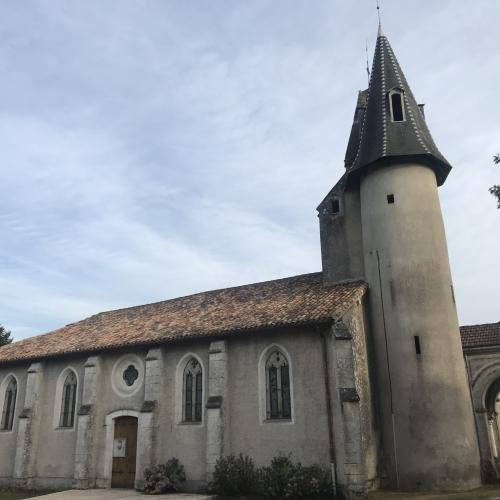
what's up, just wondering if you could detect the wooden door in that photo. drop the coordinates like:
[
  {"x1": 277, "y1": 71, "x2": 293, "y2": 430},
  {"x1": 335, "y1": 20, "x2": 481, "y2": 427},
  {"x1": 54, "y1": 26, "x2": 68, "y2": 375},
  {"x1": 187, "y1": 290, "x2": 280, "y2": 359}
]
[{"x1": 111, "y1": 416, "x2": 138, "y2": 488}]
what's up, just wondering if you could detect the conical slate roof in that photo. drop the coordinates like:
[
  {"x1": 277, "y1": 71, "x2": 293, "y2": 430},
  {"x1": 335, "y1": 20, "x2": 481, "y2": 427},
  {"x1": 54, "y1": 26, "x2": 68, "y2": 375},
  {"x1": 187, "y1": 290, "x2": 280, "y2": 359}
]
[
  {"x1": 348, "y1": 26, "x2": 451, "y2": 185},
  {"x1": 344, "y1": 90, "x2": 368, "y2": 170}
]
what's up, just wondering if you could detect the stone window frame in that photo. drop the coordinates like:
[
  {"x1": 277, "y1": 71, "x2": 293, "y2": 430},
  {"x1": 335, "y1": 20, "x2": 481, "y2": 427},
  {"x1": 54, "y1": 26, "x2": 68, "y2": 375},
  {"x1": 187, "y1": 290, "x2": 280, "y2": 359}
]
[
  {"x1": 468, "y1": 359, "x2": 500, "y2": 463},
  {"x1": 258, "y1": 344, "x2": 295, "y2": 425},
  {"x1": 60, "y1": 371, "x2": 78, "y2": 428},
  {"x1": 110, "y1": 354, "x2": 145, "y2": 399},
  {"x1": 0, "y1": 373, "x2": 19, "y2": 433},
  {"x1": 175, "y1": 352, "x2": 205, "y2": 426},
  {"x1": 330, "y1": 196, "x2": 342, "y2": 216},
  {"x1": 53, "y1": 366, "x2": 80, "y2": 431},
  {"x1": 183, "y1": 357, "x2": 203, "y2": 423},
  {"x1": 388, "y1": 87, "x2": 406, "y2": 123}
]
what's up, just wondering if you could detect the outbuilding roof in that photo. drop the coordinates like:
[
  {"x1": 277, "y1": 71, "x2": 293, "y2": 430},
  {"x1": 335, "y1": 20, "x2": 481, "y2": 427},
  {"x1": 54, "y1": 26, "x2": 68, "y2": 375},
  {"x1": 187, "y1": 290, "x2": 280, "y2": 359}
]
[
  {"x1": 460, "y1": 322, "x2": 500, "y2": 349},
  {"x1": 0, "y1": 273, "x2": 367, "y2": 365}
]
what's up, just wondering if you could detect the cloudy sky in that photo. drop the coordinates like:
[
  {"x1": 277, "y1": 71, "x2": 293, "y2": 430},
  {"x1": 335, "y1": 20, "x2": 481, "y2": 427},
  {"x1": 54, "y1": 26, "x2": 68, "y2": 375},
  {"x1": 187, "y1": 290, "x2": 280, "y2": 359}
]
[{"x1": 0, "y1": 1, "x2": 499, "y2": 341}]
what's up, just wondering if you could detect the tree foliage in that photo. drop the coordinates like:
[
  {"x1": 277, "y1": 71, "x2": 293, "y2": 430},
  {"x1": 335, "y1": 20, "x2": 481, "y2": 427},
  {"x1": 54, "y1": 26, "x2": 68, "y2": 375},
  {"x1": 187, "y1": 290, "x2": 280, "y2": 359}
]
[
  {"x1": 0, "y1": 325, "x2": 13, "y2": 347},
  {"x1": 490, "y1": 154, "x2": 500, "y2": 209}
]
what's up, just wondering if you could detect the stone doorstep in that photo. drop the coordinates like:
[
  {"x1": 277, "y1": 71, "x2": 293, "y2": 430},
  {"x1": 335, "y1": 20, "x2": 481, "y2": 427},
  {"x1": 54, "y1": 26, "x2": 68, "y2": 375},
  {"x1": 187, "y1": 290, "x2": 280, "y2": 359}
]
[{"x1": 27, "y1": 490, "x2": 217, "y2": 500}]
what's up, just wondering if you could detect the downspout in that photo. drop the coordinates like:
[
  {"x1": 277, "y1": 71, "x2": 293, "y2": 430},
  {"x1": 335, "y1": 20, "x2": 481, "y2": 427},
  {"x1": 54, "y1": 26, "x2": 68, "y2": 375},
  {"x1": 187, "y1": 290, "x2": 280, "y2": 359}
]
[
  {"x1": 375, "y1": 250, "x2": 399, "y2": 489},
  {"x1": 320, "y1": 323, "x2": 338, "y2": 497}
]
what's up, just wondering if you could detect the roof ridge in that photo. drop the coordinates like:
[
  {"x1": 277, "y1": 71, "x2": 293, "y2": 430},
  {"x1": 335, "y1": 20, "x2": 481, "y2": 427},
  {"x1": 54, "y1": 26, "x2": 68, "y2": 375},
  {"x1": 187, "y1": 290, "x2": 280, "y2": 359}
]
[
  {"x1": 460, "y1": 321, "x2": 500, "y2": 329},
  {"x1": 90, "y1": 271, "x2": 324, "y2": 318},
  {"x1": 6, "y1": 272, "x2": 325, "y2": 343}
]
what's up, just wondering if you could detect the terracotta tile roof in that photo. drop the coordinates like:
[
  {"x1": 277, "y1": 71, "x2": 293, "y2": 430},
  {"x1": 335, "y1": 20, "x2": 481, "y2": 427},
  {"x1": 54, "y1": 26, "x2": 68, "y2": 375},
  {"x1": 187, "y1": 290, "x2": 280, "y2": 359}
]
[
  {"x1": 460, "y1": 322, "x2": 500, "y2": 349},
  {"x1": 0, "y1": 273, "x2": 367, "y2": 365}
]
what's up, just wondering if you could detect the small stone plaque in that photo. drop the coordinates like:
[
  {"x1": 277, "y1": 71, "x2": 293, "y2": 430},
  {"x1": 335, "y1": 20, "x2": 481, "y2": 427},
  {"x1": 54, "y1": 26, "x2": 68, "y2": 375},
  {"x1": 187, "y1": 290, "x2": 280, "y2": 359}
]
[
  {"x1": 113, "y1": 438, "x2": 127, "y2": 458},
  {"x1": 206, "y1": 395, "x2": 223, "y2": 409},
  {"x1": 339, "y1": 387, "x2": 360, "y2": 403}
]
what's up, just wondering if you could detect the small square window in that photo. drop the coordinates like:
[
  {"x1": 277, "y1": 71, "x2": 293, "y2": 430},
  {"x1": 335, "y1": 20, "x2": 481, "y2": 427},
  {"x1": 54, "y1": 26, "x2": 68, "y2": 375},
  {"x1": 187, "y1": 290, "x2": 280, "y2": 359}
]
[
  {"x1": 331, "y1": 199, "x2": 340, "y2": 214},
  {"x1": 387, "y1": 194, "x2": 395, "y2": 204},
  {"x1": 414, "y1": 336, "x2": 421, "y2": 355}
]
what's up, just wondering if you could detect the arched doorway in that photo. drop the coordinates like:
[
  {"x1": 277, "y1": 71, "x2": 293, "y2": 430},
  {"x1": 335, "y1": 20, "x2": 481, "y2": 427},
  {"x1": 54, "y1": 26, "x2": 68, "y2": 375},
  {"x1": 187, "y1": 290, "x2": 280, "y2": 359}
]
[
  {"x1": 111, "y1": 416, "x2": 138, "y2": 488},
  {"x1": 485, "y1": 380, "x2": 500, "y2": 465},
  {"x1": 470, "y1": 362, "x2": 500, "y2": 482}
]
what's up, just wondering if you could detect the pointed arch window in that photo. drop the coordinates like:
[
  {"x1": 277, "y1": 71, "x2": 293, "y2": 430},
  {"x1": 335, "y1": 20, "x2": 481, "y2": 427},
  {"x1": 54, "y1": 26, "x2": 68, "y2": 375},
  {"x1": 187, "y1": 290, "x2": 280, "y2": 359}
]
[
  {"x1": 1, "y1": 377, "x2": 17, "y2": 431},
  {"x1": 60, "y1": 371, "x2": 77, "y2": 428},
  {"x1": 388, "y1": 88, "x2": 406, "y2": 122},
  {"x1": 183, "y1": 357, "x2": 203, "y2": 423},
  {"x1": 266, "y1": 350, "x2": 291, "y2": 420}
]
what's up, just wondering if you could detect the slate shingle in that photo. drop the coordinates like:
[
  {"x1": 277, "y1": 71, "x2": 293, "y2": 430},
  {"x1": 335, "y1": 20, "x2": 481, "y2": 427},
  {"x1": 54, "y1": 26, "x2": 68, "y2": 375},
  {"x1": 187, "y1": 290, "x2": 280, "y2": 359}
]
[{"x1": 348, "y1": 27, "x2": 451, "y2": 185}]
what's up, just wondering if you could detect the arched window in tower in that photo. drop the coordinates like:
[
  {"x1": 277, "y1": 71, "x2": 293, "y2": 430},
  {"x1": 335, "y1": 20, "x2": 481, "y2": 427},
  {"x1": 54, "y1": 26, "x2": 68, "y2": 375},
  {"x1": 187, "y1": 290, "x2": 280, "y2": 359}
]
[
  {"x1": 388, "y1": 88, "x2": 405, "y2": 122},
  {"x1": 60, "y1": 371, "x2": 77, "y2": 428},
  {"x1": 1, "y1": 377, "x2": 17, "y2": 431},
  {"x1": 266, "y1": 350, "x2": 291, "y2": 420},
  {"x1": 183, "y1": 357, "x2": 203, "y2": 422}
]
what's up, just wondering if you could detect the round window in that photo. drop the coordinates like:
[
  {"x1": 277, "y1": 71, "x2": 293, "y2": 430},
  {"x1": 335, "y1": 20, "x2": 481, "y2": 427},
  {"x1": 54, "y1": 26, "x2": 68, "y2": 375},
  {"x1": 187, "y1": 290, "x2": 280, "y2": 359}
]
[
  {"x1": 123, "y1": 365, "x2": 139, "y2": 387},
  {"x1": 111, "y1": 355, "x2": 144, "y2": 398}
]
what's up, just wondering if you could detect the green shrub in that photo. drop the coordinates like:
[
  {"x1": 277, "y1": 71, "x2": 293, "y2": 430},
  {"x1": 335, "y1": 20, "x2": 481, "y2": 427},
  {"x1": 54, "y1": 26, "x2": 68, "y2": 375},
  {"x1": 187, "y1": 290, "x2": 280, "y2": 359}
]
[
  {"x1": 259, "y1": 455, "x2": 294, "y2": 498},
  {"x1": 209, "y1": 454, "x2": 259, "y2": 495},
  {"x1": 142, "y1": 458, "x2": 186, "y2": 495},
  {"x1": 259, "y1": 455, "x2": 333, "y2": 499}
]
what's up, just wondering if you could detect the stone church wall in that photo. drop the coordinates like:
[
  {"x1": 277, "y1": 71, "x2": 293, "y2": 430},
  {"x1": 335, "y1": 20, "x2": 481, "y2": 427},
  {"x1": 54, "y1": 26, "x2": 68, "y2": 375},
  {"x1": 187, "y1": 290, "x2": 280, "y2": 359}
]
[
  {"x1": 153, "y1": 342, "x2": 210, "y2": 489},
  {"x1": 226, "y1": 327, "x2": 331, "y2": 467},
  {"x1": 91, "y1": 349, "x2": 148, "y2": 488},
  {"x1": 32, "y1": 358, "x2": 85, "y2": 489},
  {"x1": 0, "y1": 364, "x2": 28, "y2": 483},
  {"x1": 328, "y1": 297, "x2": 379, "y2": 498},
  {"x1": 0, "y1": 311, "x2": 378, "y2": 495}
]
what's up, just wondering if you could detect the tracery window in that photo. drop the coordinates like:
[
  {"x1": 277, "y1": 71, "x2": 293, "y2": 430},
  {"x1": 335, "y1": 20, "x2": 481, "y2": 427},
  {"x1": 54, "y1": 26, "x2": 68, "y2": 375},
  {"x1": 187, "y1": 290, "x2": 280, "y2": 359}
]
[
  {"x1": 1, "y1": 377, "x2": 17, "y2": 431},
  {"x1": 123, "y1": 365, "x2": 139, "y2": 387},
  {"x1": 266, "y1": 350, "x2": 291, "y2": 420},
  {"x1": 60, "y1": 371, "x2": 77, "y2": 428},
  {"x1": 183, "y1": 357, "x2": 203, "y2": 423}
]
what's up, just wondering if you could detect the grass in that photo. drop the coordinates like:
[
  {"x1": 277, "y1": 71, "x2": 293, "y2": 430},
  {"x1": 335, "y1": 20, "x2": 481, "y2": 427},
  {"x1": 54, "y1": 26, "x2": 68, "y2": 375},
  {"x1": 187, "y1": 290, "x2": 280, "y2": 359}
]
[
  {"x1": 368, "y1": 484, "x2": 500, "y2": 499},
  {"x1": 2, "y1": 487, "x2": 500, "y2": 500},
  {"x1": 0, "y1": 490, "x2": 62, "y2": 500}
]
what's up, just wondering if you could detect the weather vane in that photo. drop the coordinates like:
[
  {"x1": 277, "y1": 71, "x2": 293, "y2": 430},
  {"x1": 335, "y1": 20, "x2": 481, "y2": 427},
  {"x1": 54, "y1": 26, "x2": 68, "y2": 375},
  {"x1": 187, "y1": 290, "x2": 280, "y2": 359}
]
[{"x1": 365, "y1": 40, "x2": 370, "y2": 85}]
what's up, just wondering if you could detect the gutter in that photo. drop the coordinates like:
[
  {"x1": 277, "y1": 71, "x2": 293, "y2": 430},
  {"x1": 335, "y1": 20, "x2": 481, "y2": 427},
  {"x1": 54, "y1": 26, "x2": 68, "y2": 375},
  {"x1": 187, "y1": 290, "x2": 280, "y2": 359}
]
[
  {"x1": 0, "y1": 318, "x2": 335, "y2": 367},
  {"x1": 319, "y1": 323, "x2": 338, "y2": 497}
]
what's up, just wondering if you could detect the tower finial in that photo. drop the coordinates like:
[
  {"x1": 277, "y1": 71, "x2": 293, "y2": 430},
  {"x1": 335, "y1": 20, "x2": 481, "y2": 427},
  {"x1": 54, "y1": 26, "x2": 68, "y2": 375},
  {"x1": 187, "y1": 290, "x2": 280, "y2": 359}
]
[
  {"x1": 376, "y1": 0, "x2": 384, "y2": 39},
  {"x1": 377, "y1": 22, "x2": 385, "y2": 38},
  {"x1": 376, "y1": 0, "x2": 382, "y2": 25}
]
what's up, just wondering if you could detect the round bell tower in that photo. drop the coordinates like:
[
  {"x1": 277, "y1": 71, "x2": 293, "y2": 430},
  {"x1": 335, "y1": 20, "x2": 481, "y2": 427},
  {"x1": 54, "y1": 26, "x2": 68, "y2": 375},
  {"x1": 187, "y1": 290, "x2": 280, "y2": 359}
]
[{"x1": 351, "y1": 26, "x2": 481, "y2": 490}]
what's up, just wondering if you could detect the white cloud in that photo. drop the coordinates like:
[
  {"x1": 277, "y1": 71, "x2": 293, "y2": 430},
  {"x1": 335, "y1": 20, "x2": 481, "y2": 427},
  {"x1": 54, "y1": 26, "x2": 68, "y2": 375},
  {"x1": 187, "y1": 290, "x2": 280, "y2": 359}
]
[{"x1": 0, "y1": 0, "x2": 499, "y2": 340}]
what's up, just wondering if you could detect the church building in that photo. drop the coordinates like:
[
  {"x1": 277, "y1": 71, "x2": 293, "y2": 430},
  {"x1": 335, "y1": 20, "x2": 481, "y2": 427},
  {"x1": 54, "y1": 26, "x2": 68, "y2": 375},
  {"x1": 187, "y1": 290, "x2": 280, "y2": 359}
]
[{"x1": 1, "y1": 25, "x2": 500, "y2": 499}]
